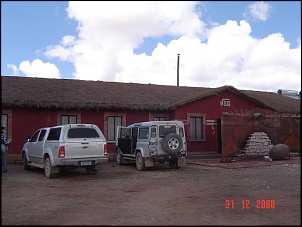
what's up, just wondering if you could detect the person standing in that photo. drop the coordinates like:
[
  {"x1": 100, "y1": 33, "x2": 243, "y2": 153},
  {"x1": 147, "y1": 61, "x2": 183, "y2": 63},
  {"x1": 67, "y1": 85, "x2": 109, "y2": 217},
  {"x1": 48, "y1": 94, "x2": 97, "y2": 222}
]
[{"x1": 1, "y1": 126, "x2": 9, "y2": 173}]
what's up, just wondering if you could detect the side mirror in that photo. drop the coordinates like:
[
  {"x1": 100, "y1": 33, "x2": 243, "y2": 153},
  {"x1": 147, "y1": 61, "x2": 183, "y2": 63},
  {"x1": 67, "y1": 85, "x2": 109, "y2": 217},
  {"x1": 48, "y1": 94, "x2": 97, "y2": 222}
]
[{"x1": 25, "y1": 137, "x2": 30, "y2": 142}]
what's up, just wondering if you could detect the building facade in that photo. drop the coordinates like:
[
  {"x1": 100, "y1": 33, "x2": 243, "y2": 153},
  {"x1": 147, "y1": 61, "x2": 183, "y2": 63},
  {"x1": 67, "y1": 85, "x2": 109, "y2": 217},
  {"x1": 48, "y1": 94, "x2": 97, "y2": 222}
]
[{"x1": 1, "y1": 76, "x2": 300, "y2": 162}]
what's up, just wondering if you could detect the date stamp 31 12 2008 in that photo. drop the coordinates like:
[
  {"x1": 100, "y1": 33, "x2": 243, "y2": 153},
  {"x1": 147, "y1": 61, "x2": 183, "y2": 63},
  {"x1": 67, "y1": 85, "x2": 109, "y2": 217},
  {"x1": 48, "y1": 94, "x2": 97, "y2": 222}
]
[{"x1": 225, "y1": 199, "x2": 276, "y2": 210}]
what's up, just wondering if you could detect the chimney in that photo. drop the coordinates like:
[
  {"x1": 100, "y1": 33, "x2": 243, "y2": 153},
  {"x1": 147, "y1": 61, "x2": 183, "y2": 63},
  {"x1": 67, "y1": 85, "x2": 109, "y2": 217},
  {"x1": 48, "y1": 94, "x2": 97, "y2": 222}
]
[{"x1": 177, "y1": 54, "x2": 180, "y2": 86}]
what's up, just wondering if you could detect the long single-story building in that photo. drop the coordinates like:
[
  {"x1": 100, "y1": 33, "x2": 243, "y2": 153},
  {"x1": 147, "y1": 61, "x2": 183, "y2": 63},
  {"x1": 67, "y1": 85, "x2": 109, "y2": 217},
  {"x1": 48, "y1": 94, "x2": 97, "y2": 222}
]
[{"x1": 1, "y1": 75, "x2": 300, "y2": 162}]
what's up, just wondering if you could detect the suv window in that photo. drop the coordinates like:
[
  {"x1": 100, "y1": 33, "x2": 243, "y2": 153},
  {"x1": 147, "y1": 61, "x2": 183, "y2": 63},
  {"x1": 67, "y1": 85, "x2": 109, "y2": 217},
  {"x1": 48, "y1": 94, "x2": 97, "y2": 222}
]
[
  {"x1": 47, "y1": 128, "x2": 61, "y2": 141},
  {"x1": 151, "y1": 127, "x2": 157, "y2": 138},
  {"x1": 159, "y1": 125, "x2": 176, "y2": 137},
  {"x1": 179, "y1": 127, "x2": 184, "y2": 138},
  {"x1": 138, "y1": 127, "x2": 149, "y2": 139},
  {"x1": 67, "y1": 128, "x2": 100, "y2": 138}
]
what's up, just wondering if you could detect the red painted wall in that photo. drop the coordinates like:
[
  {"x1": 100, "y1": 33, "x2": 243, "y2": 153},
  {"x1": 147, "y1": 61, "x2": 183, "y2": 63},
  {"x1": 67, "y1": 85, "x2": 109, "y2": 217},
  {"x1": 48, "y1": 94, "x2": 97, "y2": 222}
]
[
  {"x1": 3, "y1": 106, "x2": 160, "y2": 161},
  {"x1": 174, "y1": 91, "x2": 264, "y2": 154},
  {"x1": 221, "y1": 109, "x2": 301, "y2": 157},
  {"x1": 4, "y1": 107, "x2": 58, "y2": 160},
  {"x1": 3, "y1": 91, "x2": 299, "y2": 162}
]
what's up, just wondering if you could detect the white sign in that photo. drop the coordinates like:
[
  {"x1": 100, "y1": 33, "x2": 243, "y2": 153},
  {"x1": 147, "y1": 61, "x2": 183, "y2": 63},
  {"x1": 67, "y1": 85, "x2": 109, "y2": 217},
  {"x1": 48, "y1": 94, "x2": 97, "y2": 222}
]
[{"x1": 220, "y1": 98, "x2": 230, "y2": 106}]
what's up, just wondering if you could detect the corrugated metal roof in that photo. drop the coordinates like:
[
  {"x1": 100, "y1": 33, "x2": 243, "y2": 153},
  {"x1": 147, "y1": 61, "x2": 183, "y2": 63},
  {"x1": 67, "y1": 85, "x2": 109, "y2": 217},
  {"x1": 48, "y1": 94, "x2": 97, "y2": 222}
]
[{"x1": 1, "y1": 76, "x2": 300, "y2": 113}]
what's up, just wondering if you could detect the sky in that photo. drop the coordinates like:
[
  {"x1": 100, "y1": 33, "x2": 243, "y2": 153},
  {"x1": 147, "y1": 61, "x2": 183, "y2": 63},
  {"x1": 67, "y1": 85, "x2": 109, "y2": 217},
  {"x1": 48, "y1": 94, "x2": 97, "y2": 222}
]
[{"x1": 1, "y1": 1, "x2": 301, "y2": 92}]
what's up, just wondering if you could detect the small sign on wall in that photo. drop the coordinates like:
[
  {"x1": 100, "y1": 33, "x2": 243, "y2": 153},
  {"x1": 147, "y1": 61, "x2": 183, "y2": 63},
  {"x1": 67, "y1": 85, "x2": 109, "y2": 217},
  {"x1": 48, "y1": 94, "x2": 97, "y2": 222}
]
[
  {"x1": 220, "y1": 98, "x2": 230, "y2": 107},
  {"x1": 206, "y1": 120, "x2": 217, "y2": 126}
]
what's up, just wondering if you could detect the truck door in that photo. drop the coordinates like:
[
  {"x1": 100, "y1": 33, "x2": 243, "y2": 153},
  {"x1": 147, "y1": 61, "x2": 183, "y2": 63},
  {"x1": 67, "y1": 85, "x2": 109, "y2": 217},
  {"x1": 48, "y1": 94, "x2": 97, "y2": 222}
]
[{"x1": 27, "y1": 129, "x2": 47, "y2": 164}]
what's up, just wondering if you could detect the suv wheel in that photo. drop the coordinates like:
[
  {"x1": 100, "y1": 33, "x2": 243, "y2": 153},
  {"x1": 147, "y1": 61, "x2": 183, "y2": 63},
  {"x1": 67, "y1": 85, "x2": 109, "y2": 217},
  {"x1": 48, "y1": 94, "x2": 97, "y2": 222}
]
[
  {"x1": 136, "y1": 152, "x2": 146, "y2": 171},
  {"x1": 116, "y1": 149, "x2": 123, "y2": 165},
  {"x1": 162, "y1": 133, "x2": 183, "y2": 154},
  {"x1": 44, "y1": 156, "x2": 58, "y2": 178}
]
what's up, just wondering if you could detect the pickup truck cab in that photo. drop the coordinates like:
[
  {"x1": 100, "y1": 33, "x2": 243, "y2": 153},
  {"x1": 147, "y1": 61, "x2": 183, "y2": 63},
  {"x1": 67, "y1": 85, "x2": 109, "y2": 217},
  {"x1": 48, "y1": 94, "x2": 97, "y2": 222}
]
[
  {"x1": 21, "y1": 124, "x2": 108, "y2": 178},
  {"x1": 116, "y1": 120, "x2": 187, "y2": 171}
]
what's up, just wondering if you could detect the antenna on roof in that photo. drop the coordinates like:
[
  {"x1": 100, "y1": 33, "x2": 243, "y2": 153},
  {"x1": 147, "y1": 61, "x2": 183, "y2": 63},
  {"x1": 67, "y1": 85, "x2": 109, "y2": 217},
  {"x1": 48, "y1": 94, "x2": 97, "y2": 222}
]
[{"x1": 177, "y1": 54, "x2": 180, "y2": 86}]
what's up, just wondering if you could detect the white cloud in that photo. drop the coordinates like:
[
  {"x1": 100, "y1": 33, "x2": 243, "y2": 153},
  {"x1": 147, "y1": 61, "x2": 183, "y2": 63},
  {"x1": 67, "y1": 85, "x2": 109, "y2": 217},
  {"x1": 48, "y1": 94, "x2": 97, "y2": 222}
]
[
  {"x1": 244, "y1": 1, "x2": 272, "y2": 22},
  {"x1": 61, "y1": 35, "x2": 76, "y2": 46},
  {"x1": 7, "y1": 64, "x2": 19, "y2": 75},
  {"x1": 40, "y1": 1, "x2": 300, "y2": 92},
  {"x1": 18, "y1": 59, "x2": 61, "y2": 79},
  {"x1": 237, "y1": 33, "x2": 301, "y2": 91}
]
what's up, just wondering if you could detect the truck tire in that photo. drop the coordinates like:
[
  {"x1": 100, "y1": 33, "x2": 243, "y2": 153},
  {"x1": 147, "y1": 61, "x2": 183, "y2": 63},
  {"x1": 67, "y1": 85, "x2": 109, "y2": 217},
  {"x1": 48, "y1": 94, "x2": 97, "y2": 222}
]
[
  {"x1": 136, "y1": 152, "x2": 146, "y2": 171},
  {"x1": 22, "y1": 152, "x2": 30, "y2": 170},
  {"x1": 86, "y1": 166, "x2": 98, "y2": 175},
  {"x1": 162, "y1": 133, "x2": 183, "y2": 154},
  {"x1": 116, "y1": 149, "x2": 123, "y2": 165},
  {"x1": 44, "y1": 156, "x2": 58, "y2": 178}
]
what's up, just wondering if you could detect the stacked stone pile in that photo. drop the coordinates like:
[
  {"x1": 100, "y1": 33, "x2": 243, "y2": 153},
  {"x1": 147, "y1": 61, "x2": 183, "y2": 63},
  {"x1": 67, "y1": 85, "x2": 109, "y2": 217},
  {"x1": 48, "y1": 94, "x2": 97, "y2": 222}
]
[{"x1": 242, "y1": 132, "x2": 274, "y2": 157}]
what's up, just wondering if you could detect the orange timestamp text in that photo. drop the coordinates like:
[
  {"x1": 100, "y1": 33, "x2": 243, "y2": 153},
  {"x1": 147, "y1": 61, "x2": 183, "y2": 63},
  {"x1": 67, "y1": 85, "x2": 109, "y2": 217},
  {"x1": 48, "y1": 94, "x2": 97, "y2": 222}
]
[{"x1": 225, "y1": 199, "x2": 276, "y2": 209}]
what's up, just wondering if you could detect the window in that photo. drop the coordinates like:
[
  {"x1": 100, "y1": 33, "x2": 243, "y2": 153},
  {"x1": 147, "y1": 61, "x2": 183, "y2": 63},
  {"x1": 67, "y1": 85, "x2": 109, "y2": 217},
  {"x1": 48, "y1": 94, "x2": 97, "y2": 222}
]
[
  {"x1": 30, "y1": 130, "x2": 40, "y2": 142},
  {"x1": 179, "y1": 127, "x2": 184, "y2": 138},
  {"x1": 138, "y1": 127, "x2": 149, "y2": 139},
  {"x1": 47, "y1": 128, "x2": 62, "y2": 141},
  {"x1": 151, "y1": 127, "x2": 157, "y2": 138},
  {"x1": 153, "y1": 117, "x2": 166, "y2": 121},
  {"x1": 67, "y1": 128, "x2": 100, "y2": 138},
  {"x1": 38, "y1": 129, "x2": 47, "y2": 141},
  {"x1": 61, "y1": 115, "x2": 77, "y2": 124},
  {"x1": 190, "y1": 117, "x2": 203, "y2": 140},
  {"x1": 159, "y1": 125, "x2": 176, "y2": 137},
  {"x1": 107, "y1": 116, "x2": 122, "y2": 141}
]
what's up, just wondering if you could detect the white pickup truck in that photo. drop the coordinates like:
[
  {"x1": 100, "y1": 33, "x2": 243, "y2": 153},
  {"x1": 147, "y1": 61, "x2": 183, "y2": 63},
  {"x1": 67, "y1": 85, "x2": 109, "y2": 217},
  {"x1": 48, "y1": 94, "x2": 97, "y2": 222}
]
[{"x1": 21, "y1": 124, "x2": 108, "y2": 178}]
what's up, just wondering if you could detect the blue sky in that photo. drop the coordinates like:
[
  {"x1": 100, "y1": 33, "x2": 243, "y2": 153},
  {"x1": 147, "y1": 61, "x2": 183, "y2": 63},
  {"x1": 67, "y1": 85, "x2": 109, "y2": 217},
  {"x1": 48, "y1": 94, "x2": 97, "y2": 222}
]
[{"x1": 1, "y1": 1, "x2": 301, "y2": 92}]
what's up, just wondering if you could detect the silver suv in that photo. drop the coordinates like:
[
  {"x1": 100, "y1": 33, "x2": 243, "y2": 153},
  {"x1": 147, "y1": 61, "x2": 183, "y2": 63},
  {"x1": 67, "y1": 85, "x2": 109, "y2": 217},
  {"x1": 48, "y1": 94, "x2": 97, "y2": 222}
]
[{"x1": 116, "y1": 120, "x2": 187, "y2": 170}]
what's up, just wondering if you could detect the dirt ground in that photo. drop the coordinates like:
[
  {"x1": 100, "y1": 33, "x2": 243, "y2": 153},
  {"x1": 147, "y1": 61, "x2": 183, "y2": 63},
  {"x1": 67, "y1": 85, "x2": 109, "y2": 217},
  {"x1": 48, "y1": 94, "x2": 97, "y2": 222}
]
[{"x1": 1, "y1": 158, "x2": 301, "y2": 226}]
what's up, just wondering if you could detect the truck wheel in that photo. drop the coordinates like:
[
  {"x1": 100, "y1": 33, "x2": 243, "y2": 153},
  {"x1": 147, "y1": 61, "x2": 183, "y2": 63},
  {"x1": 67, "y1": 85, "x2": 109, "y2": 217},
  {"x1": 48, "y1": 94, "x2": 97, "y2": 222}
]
[
  {"x1": 116, "y1": 149, "x2": 123, "y2": 165},
  {"x1": 86, "y1": 166, "x2": 98, "y2": 175},
  {"x1": 136, "y1": 152, "x2": 146, "y2": 171},
  {"x1": 22, "y1": 152, "x2": 30, "y2": 170},
  {"x1": 162, "y1": 133, "x2": 183, "y2": 154},
  {"x1": 169, "y1": 159, "x2": 179, "y2": 169},
  {"x1": 44, "y1": 156, "x2": 58, "y2": 178}
]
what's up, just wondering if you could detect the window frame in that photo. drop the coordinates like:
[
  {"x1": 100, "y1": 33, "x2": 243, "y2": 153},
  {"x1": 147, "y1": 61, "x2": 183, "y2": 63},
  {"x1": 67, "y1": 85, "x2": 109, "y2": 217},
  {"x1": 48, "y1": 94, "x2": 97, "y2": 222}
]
[
  {"x1": 153, "y1": 117, "x2": 166, "y2": 121},
  {"x1": 104, "y1": 112, "x2": 126, "y2": 142},
  {"x1": 187, "y1": 113, "x2": 206, "y2": 141},
  {"x1": 61, "y1": 115, "x2": 77, "y2": 124},
  {"x1": 107, "y1": 116, "x2": 123, "y2": 141}
]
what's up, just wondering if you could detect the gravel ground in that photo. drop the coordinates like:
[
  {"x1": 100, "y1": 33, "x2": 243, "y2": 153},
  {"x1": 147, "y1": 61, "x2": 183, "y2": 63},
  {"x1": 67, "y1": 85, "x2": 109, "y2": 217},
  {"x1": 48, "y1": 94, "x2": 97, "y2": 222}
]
[{"x1": 1, "y1": 160, "x2": 301, "y2": 226}]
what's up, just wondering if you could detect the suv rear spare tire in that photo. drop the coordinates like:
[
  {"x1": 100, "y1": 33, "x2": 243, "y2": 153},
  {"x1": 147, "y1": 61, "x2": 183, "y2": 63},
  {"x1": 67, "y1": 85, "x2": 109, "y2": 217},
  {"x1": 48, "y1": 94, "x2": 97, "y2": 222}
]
[{"x1": 162, "y1": 133, "x2": 183, "y2": 154}]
